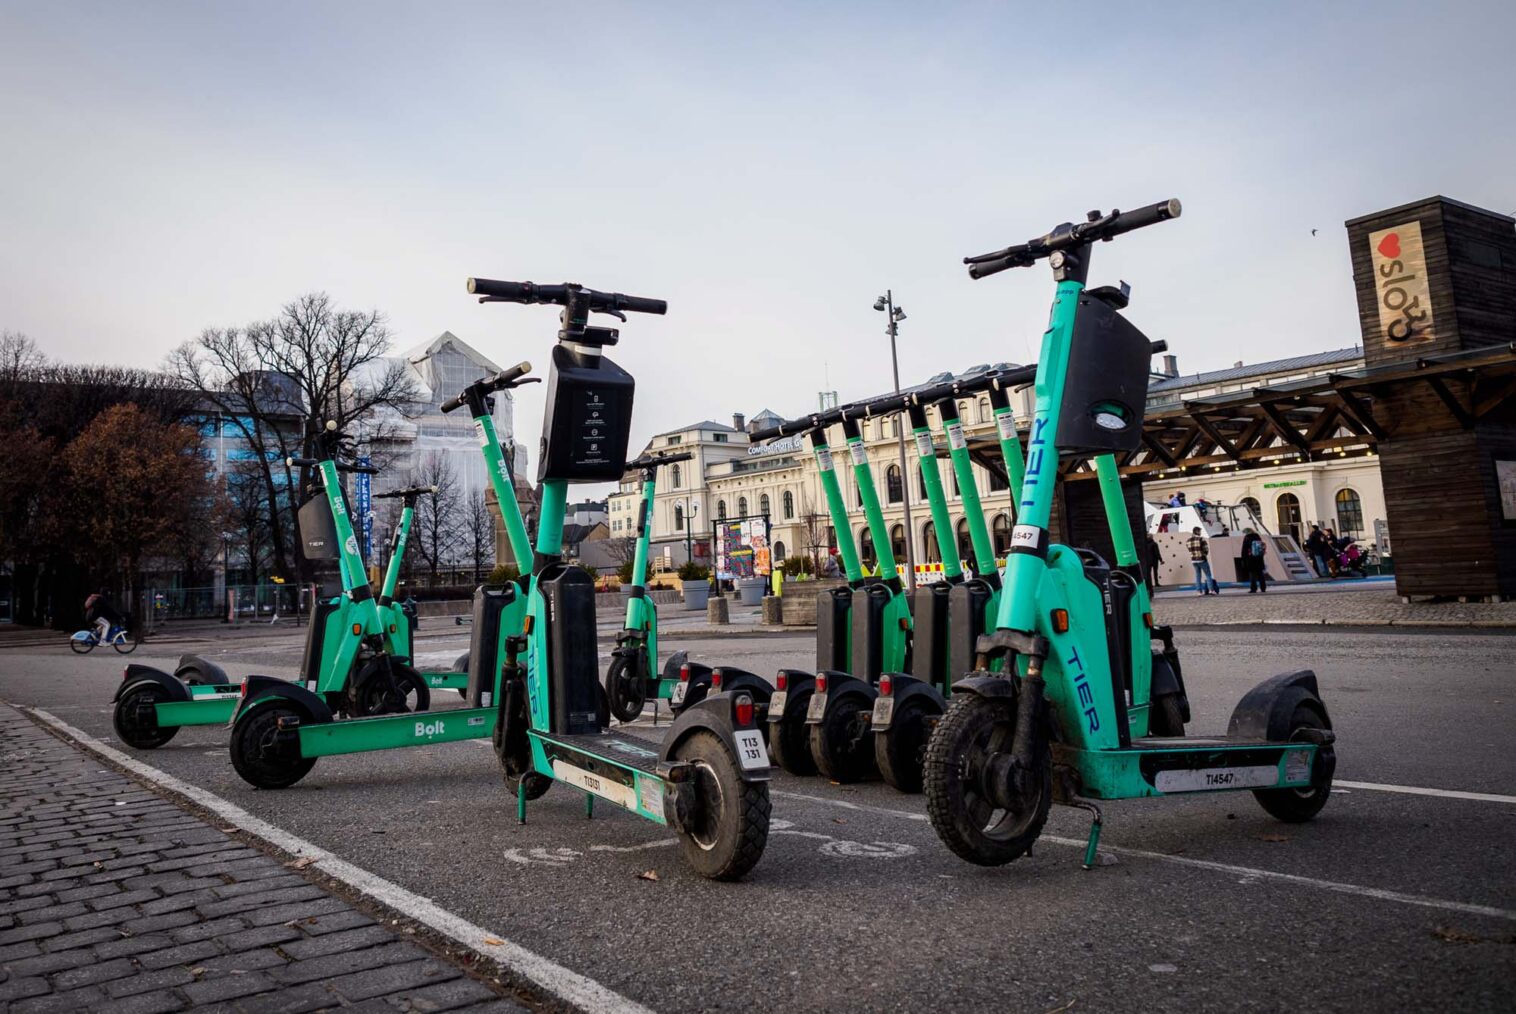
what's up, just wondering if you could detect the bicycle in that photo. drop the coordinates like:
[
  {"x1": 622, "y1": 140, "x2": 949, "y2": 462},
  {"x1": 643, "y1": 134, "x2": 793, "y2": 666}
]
[{"x1": 70, "y1": 623, "x2": 138, "y2": 654}]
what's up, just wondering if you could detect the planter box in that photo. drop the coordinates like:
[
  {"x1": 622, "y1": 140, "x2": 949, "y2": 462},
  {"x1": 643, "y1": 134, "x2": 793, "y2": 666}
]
[{"x1": 682, "y1": 581, "x2": 710, "y2": 610}]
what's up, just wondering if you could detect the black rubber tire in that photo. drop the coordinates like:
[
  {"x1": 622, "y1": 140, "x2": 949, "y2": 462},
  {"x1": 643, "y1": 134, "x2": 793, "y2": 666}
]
[
  {"x1": 606, "y1": 653, "x2": 647, "y2": 724},
  {"x1": 229, "y1": 705, "x2": 317, "y2": 789},
  {"x1": 70, "y1": 635, "x2": 93, "y2": 654},
  {"x1": 1149, "y1": 693, "x2": 1187, "y2": 737},
  {"x1": 875, "y1": 698, "x2": 940, "y2": 794},
  {"x1": 493, "y1": 681, "x2": 552, "y2": 801},
  {"x1": 808, "y1": 691, "x2": 877, "y2": 784},
  {"x1": 112, "y1": 683, "x2": 179, "y2": 750},
  {"x1": 768, "y1": 691, "x2": 817, "y2": 776},
  {"x1": 452, "y1": 651, "x2": 471, "y2": 699},
  {"x1": 673, "y1": 730, "x2": 770, "y2": 881},
  {"x1": 351, "y1": 664, "x2": 431, "y2": 717},
  {"x1": 178, "y1": 667, "x2": 212, "y2": 687},
  {"x1": 112, "y1": 630, "x2": 139, "y2": 654},
  {"x1": 1253, "y1": 704, "x2": 1333, "y2": 823},
  {"x1": 924, "y1": 693, "x2": 1051, "y2": 867}
]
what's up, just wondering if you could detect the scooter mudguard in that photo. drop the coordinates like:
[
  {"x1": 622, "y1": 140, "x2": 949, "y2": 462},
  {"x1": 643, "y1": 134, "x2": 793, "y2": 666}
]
[
  {"x1": 114, "y1": 664, "x2": 191, "y2": 703},
  {"x1": 711, "y1": 666, "x2": 773, "y2": 697},
  {"x1": 175, "y1": 654, "x2": 230, "y2": 686},
  {"x1": 870, "y1": 673, "x2": 946, "y2": 732},
  {"x1": 658, "y1": 691, "x2": 771, "y2": 783},
  {"x1": 805, "y1": 671, "x2": 876, "y2": 726},
  {"x1": 670, "y1": 659, "x2": 715, "y2": 713},
  {"x1": 232, "y1": 675, "x2": 335, "y2": 725},
  {"x1": 661, "y1": 650, "x2": 689, "y2": 684},
  {"x1": 1149, "y1": 652, "x2": 1190, "y2": 723},
  {"x1": 1226, "y1": 670, "x2": 1329, "y2": 741},
  {"x1": 943, "y1": 673, "x2": 1019, "y2": 702},
  {"x1": 767, "y1": 669, "x2": 815, "y2": 727}
]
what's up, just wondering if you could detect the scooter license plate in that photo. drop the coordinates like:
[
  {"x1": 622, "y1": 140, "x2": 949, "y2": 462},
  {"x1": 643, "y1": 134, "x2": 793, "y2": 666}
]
[
  {"x1": 767, "y1": 690, "x2": 787, "y2": 716},
  {"x1": 733, "y1": 728, "x2": 769, "y2": 771},
  {"x1": 806, "y1": 691, "x2": 828, "y2": 723},
  {"x1": 871, "y1": 696, "x2": 895, "y2": 728},
  {"x1": 670, "y1": 682, "x2": 688, "y2": 706}
]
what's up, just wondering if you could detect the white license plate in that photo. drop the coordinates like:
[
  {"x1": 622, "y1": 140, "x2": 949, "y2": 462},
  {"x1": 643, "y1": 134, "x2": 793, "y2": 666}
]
[
  {"x1": 733, "y1": 728, "x2": 769, "y2": 771},
  {"x1": 767, "y1": 690, "x2": 787, "y2": 716},
  {"x1": 1154, "y1": 765, "x2": 1280, "y2": 793},
  {"x1": 871, "y1": 696, "x2": 895, "y2": 728},
  {"x1": 806, "y1": 691, "x2": 828, "y2": 723},
  {"x1": 670, "y1": 682, "x2": 688, "y2": 705}
]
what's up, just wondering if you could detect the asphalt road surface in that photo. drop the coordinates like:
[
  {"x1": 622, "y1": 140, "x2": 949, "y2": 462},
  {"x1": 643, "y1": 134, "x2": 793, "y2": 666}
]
[{"x1": 3, "y1": 623, "x2": 1513, "y2": 1012}]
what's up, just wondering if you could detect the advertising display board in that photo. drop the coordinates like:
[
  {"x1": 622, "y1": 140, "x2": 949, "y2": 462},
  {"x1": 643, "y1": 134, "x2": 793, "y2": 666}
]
[{"x1": 714, "y1": 515, "x2": 771, "y2": 580}]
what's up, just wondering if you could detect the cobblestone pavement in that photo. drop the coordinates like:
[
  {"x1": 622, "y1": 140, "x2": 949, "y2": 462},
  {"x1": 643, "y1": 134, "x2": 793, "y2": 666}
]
[
  {"x1": 0, "y1": 705, "x2": 525, "y2": 1014},
  {"x1": 1153, "y1": 585, "x2": 1516, "y2": 627}
]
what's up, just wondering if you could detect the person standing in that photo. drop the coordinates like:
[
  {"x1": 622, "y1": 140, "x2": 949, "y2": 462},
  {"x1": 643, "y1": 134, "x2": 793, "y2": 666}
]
[
  {"x1": 1186, "y1": 527, "x2": 1215, "y2": 596},
  {"x1": 1241, "y1": 528, "x2": 1269, "y2": 593},
  {"x1": 1305, "y1": 525, "x2": 1331, "y2": 578},
  {"x1": 1145, "y1": 533, "x2": 1163, "y2": 590}
]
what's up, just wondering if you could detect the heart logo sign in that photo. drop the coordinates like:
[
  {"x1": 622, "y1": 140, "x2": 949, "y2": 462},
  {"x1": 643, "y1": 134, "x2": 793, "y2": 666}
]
[{"x1": 1377, "y1": 232, "x2": 1401, "y2": 259}]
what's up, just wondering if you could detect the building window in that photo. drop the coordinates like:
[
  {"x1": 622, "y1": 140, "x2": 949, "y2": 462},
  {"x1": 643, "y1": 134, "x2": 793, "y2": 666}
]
[
  {"x1": 856, "y1": 482, "x2": 864, "y2": 508},
  {"x1": 717, "y1": 499, "x2": 727, "y2": 519},
  {"x1": 886, "y1": 464, "x2": 903, "y2": 504},
  {"x1": 667, "y1": 435, "x2": 682, "y2": 444},
  {"x1": 671, "y1": 464, "x2": 682, "y2": 489},
  {"x1": 674, "y1": 504, "x2": 684, "y2": 531},
  {"x1": 1335, "y1": 488, "x2": 1364, "y2": 537},
  {"x1": 890, "y1": 523, "x2": 906, "y2": 565},
  {"x1": 988, "y1": 462, "x2": 1009, "y2": 492},
  {"x1": 859, "y1": 527, "x2": 876, "y2": 571},
  {"x1": 783, "y1": 490, "x2": 794, "y2": 519},
  {"x1": 992, "y1": 513, "x2": 1012, "y2": 557},
  {"x1": 1240, "y1": 496, "x2": 1261, "y2": 523},
  {"x1": 759, "y1": 493, "x2": 771, "y2": 517},
  {"x1": 1276, "y1": 492, "x2": 1302, "y2": 544},
  {"x1": 918, "y1": 464, "x2": 928, "y2": 501},
  {"x1": 956, "y1": 517, "x2": 973, "y2": 567},
  {"x1": 922, "y1": 521, "x2": 940, "y2": 564},
  {"x1": 738, "y1": 496, "x2": 748, "y2": 516},
  {"x1": 950, "y1": 467, "x2": 960, "y2": 498},
  {"x1": 774, "y1": 540, "x2": 786, "y2": 562},
  {"x1": 714, "y1": 433, "x2": 728, "y2": 442}
]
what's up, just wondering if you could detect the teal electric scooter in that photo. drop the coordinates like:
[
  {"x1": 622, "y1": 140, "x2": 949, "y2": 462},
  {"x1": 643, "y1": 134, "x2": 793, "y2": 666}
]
[
  {"x1": 470, "y1": 277, "x2": 769, "y2": 880},
  {"x1": 924, "y1": 199, "x2": 1335, "y2": 868}
]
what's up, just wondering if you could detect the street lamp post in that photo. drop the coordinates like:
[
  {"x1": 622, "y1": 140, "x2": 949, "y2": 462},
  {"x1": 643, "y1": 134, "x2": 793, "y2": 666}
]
[{"x1": 874, "y1": 290, "x2": 917, "y2": 592}]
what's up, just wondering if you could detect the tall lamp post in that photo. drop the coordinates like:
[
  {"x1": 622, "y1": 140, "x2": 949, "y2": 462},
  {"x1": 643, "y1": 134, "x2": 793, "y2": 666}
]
[{"x1": 874, "y1": 290, "x2": 916, "y2": 592}]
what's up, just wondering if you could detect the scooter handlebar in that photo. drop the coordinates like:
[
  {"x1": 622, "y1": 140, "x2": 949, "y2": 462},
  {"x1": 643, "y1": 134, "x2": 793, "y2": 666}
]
[
  {"x1": 627, "y1": 450, "x2": 694, "y2": 470},
  {"x1": 964, "y1": 198, "x2": 1181, "y2": 279},
  {"x1": 440, "y1": 361, "x2": 538, "y2": 415},
  {"x1": 466, "y1": 278, "x2": 667, "y2": 316}
]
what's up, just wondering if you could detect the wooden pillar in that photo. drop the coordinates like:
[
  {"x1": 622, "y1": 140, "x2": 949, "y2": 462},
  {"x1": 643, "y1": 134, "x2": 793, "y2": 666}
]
[{"x1": 1345, "y1": 197, "x2": 1516, "y2": 599}]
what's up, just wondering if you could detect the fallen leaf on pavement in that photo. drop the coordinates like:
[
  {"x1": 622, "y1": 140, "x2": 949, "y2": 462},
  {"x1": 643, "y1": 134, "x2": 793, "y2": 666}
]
[
  {"x1": 1430, "y1": 925, "x2": 1482, "y2": 945},
  {"x1": 483, "y1": 937, "x2": 505, "y2": 946},
  {"x1": 286, "y1": 856, "x2": 317, "y2": 870},
  {"x1": 637, "y1": 869, "x2": 660, "y2": 882},
  {"x1": 1260, "y1": 834, "x2": 1290, "y2": 843}
]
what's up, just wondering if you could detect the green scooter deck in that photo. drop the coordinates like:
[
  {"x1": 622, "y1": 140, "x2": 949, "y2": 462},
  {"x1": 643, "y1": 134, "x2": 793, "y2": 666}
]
[
  {"x1": 530, "y1": 731, "x2": 670, "y2": 824},
  {"x1": 420, "y1": 670, "x2": 469, "y2": 692},
  {"x1": 156, "y1": 688, "x2": 241, "y2": 727},
  {"x1": 1056, "y1": 736, "x2": 1318, "y2": 800},
  {"x1": 293, "y1": 706, "x2": 497, "y2": 757}
]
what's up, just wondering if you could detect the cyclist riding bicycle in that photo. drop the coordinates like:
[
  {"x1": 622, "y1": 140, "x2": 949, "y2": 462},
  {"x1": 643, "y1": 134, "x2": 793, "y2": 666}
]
[{"x1": 84, "y1": 589, "x2": 125, "y2": 643}]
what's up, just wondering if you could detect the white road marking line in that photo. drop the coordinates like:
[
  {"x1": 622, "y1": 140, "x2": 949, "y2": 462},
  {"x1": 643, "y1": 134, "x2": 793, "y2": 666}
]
[
  {"x1": 772, "y1": 790, "x2": 1516, "y2": 923},
  {"x1": 22, "y1": 708, "x2": 656, "y2": 1014},
  {"x1": 1333, "y1": 780, "x2": 1516, "y2": 805}
]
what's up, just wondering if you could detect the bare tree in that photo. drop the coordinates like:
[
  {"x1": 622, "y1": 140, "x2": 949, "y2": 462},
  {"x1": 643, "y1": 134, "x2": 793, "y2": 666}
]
[
  {"x1": 223, "y1": 459, "x2": 274, "y2": 585},
  {"x1": 463, "y1": 488, "x2": 495, "y2": 584},
  {"x1": 409, "y1": 452, "x2": 462, "y2": 586},
  {"x1": 799, "y1": 495, "x2": 830, "y2": 575},
  {"x1": 166, "y1": 292, "x2": 419, "y2": 581}
]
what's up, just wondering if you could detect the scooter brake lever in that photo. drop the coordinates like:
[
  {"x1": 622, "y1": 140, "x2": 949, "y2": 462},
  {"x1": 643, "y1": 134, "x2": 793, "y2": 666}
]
[{"x1": 595, "y1": 307, "x2": 628, "y2": 322}]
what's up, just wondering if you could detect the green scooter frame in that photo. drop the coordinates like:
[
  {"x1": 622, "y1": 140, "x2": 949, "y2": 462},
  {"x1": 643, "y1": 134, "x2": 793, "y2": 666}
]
[
  {"x1": 924, "y1": 199, "x2": 1336, "y2": 869},
  {"x1": 604, "y1": 450, "x2": 704, "y2": 723},
  {"x1": 473, "y1": 277, "x2": 769, "y2": 881},
  {"x1": 226, "y1": 366, "x2": 540, "y2": 789},
  {"x1": 374, "y1": 485, "x2": 472, "y2": 696}
]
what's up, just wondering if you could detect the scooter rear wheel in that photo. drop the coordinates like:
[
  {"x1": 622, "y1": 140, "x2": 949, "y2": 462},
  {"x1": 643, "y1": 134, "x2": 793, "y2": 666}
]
[
  {"x1": 924, "y1": 694, "x2": 1050, "y2": 867},
  {"x1": 875, "y1": 698, "x2": 939, "y2": 794},
  {"x1": 1252, "y1": 704, "x2": 1332, "y2": 823},
  {"x1": 673, "y1": 730, "x2": 769, "y2": 881},
  {"x1": 768, "y1": 691, "x2": 817, "y2": 776},
  {"x1": 809, "y1": 691, "x2": 877, "y2": 784},
  {"x1": 113, "y1": 683, "x2": 179, "y2": 749},
  {"x1": 230, "y1": 705, "x2": 317, "y2": 789},
  {"x1": 606, "y1": 653, "x2": 647, "y2": 724}
]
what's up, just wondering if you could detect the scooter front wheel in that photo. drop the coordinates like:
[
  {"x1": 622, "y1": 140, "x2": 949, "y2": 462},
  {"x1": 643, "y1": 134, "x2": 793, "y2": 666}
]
[
  {"x1": 924, "y1": 694, "x2": 1050, "y2": 867},
  {"x1": 351, "y1": 664, "x2": 430, "y2": 717},
  {"x1": 875, "y1": 698, "x2": 940, "y2": 794},
  {"x1": 113, "y1": 683, "x2": 179, "y2": 749},
  {"x1": 673, "y1": 731, "x2": 769, "y2": 880},
  {"x1": 230, "y1": 705, "x2": 317, "y2": 789},
  {"x1": 606, "y1": 653, "x2": 647, "y2": 724}
]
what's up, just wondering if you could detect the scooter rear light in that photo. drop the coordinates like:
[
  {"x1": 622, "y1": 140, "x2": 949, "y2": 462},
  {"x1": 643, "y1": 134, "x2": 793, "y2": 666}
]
[
  {"x1": 734, "y1": 693, "x2": 754, "y2": 727},
  {"x1": 776, "y1": 672, "x2": 787, "y2": 691},
  {"x1": 879, "y1": 674, "x2": 893, "y2": 696},
  {"x1": 679, "y1": 663, "x2": 691, "y2": 683},
  {"x1": 815, "y1": 673, "x2": 828, "y2": 693},
  {"x1": 121, "y1": 667, "x2": 129, "y2": 682},
  {"x1": 712, "y1": 669, "x2": 724, "y2": 690},
  {"x1": 238, "y1": 679, "x2": 249, "y2": 699}
]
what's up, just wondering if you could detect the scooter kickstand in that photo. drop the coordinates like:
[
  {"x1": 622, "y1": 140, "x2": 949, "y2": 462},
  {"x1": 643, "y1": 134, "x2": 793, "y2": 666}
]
[
  {"x1": 1071, "y1": 799, "x2": 1103, "y2": 870},
  {"x1": 585, "y1": 792, "x2": 594, "y2": 820},
  {"x1": 517, "y1": 782, "x2": 527, "y2": 825}
]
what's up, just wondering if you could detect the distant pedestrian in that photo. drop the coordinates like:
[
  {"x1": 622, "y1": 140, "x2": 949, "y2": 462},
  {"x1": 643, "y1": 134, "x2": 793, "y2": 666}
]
[
  {"x1": 1145, "y1": 533, "x2": 1163, "y2": 589},
  {"x1": 1305, "y1": 525, "x2": 1332, "y2": 578},
  {"x1": 1241, "y1": 527, "x2": 1269, "y2": 593},
  {"x1": 1168, "y1": 492, "x2": 1182, "y2": 507},
  {"x1": 1186, "y1": 527, "x2": 1216, "y2": 596}
]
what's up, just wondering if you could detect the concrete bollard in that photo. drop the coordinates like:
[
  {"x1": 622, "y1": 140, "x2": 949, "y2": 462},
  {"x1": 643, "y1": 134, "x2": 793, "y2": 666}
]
[
  {"x1": 707, "y1": 596, "x2": 730, "y2": 625},
  {"x1": 761, "y1": 596, "x2": 784, "y2": 625}
]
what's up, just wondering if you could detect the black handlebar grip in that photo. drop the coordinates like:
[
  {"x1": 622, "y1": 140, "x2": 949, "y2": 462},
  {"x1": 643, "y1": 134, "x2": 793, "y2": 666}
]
[
  {"x1": 615, "y1": 293, "x2": 668, "y2": 316},
  {"x1": 967, "y1": 254, "x2": 1021, "y2": 280},
  {"x1": 466, "y1": 278, "x2": 536, "y2": 300},
  {"x1": 338, "y1": 463, "x2": 381, "y2": 475},
  {"x1": 440, "y1": 394, "x2": 466, "y2": 414},
  {"x1": 1101, "y1": 199, "x2": 1182, "y2": 239},
  {"x1": 488, "y1": 361, "x2": 533, "y2": 389}
]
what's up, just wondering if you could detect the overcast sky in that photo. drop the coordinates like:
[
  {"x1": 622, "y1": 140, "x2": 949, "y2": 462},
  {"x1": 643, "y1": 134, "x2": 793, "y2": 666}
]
[{"x1": 3, "y1": 1, "x2": 1513, "y2": 466}]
